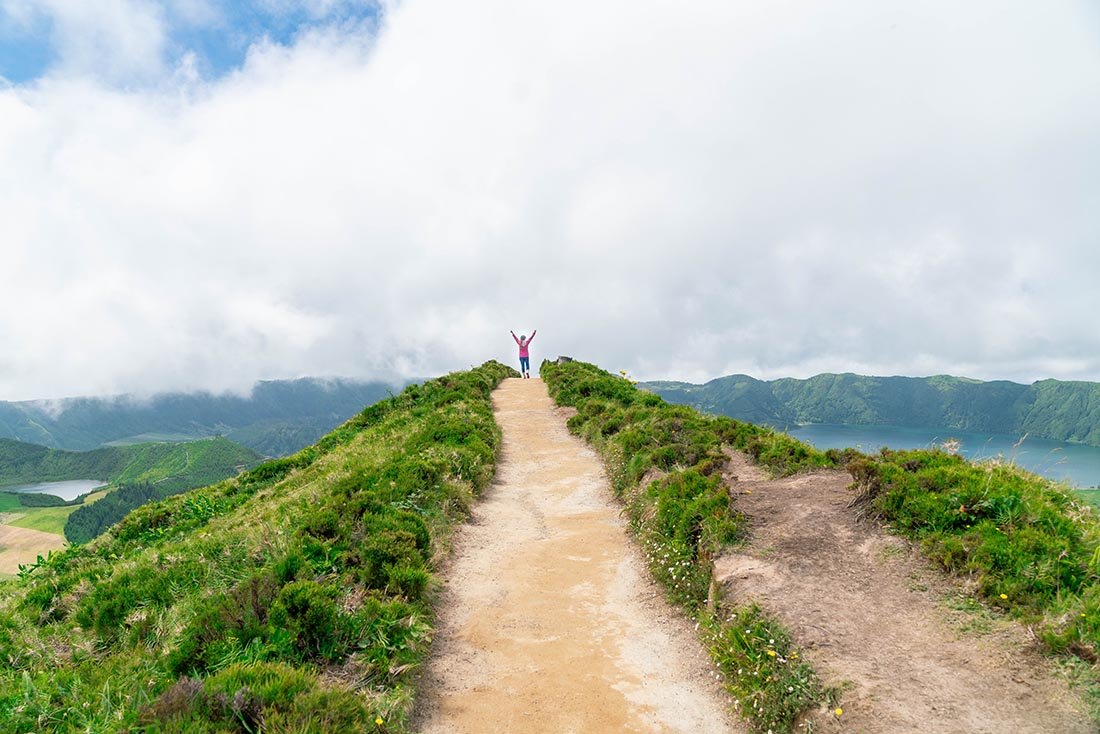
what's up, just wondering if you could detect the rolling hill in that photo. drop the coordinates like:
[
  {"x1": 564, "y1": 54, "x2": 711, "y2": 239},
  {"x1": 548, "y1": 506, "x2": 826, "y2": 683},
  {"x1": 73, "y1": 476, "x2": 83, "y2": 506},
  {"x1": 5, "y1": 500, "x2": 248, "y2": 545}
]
[
  {"x1": 0, "y1": 377, "x2": 402, "y2": 456},
  {"x1": 643, "y1": 373, "x2": 1100, "y2": 447}
]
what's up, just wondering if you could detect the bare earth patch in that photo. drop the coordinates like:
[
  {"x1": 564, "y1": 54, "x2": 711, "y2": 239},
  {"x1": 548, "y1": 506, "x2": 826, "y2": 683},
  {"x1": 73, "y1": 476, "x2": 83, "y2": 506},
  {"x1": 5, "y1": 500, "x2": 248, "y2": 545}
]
[
  {"x1": 718, "y1": 451, "x2": 1093, "y2": 733},
  {"x1": 0, "y1": 523, "x2": 67, "y2": 575},
  {"x1": 415, "y1": 378, "x2": 740, "y2": 733}
]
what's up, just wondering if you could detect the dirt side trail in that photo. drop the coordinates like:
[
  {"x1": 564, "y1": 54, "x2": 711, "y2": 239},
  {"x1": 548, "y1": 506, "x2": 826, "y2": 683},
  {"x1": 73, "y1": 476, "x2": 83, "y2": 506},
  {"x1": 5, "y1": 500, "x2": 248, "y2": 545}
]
[
  {"x1": 415, "y1": 378, "x2": 740, "y2": 734},
  {"x1": 0, "y1": 522, "x2": 67, "y2": 575},
  {"x1": 718, "y1": 453, "x2": 1094, "y2": 733}
]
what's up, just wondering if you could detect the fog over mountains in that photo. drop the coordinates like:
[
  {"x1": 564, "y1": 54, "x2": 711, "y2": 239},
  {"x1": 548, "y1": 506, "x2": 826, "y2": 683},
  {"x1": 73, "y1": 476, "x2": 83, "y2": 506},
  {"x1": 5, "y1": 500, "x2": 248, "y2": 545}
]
[{"x1": 0, "y1": 377, "x2": 401, "y2": 456}]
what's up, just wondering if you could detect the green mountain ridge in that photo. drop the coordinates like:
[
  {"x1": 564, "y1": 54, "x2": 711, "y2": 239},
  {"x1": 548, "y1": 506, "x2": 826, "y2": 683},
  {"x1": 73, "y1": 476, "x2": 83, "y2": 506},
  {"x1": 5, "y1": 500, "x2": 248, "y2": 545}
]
[
  {"x1": 642, "y1": 373, "x2": 1100, "y2": 447},
  {"x1": 0, "y1": 377, "x2": 402, "y2": 457},
  {"x1": 0, "y1": 436, "x2": 263, "y2": 545},
  {"x1": 0, "y1": 436, "x2": 261, "y2": 490}
]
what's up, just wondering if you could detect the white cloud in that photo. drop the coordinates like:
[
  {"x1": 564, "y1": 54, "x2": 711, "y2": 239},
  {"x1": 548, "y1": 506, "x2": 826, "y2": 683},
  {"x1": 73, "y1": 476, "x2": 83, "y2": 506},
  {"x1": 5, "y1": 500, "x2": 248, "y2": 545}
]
[
  {"x1": 2, "y1": 0, "x2": 169, "y2": 81},
  {"x1": 1, "y1": 0, "x2": 1099, "y2": 400}
]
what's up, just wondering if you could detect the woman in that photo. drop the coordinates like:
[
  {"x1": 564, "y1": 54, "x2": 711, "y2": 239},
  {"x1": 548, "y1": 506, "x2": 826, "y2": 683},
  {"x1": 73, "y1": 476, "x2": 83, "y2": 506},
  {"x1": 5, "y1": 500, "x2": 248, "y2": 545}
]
[{"x1": 511, "y1": 329, "x2": 537, "y2": 378}]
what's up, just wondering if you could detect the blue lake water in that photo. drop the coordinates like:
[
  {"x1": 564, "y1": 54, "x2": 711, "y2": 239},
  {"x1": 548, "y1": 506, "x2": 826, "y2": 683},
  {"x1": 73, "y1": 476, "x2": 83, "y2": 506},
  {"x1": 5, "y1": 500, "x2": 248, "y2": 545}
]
[
  {"x1": 2, "y1": 480, "x2": 107, "y2": 502},
  {"x1": 786, "y1": 424, "x2": 1100, "y2": 489}
]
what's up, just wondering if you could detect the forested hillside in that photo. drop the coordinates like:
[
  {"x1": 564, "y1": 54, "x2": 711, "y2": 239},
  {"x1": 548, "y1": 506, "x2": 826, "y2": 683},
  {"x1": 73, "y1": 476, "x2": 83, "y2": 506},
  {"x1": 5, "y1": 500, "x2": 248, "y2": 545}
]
[
  {"x1": 0, "y1": 377, "x2": 400, "y2": 456},
  {"x1": 644, "y1": 373, "x2": 1100, "y2": 446},
  {"x1": 0, "y1": 437, "x2": 259, "y2": 489}
]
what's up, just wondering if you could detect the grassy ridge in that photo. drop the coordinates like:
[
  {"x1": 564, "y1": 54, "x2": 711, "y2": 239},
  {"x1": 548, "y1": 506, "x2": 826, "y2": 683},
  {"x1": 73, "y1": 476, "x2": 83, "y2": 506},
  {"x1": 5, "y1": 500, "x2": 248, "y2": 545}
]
[
  {"x1": 541, "y1": 360, "x2": 834, "y2": 733},
  {"x1": 848, "y1": 450, "x2": 1100, "y2": 662},
  {"x1": 0, "y1": 361, "x2": 514, "y2": 732}
]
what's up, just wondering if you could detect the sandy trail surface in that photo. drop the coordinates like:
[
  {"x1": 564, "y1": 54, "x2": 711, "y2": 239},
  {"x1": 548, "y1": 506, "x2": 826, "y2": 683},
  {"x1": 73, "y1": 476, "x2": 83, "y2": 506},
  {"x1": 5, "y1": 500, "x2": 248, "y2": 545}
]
[
  {"x1": 416, "y1": 378, "x2": 739, "y2": 734},
  {"x1": 718, "y1": 453, "x2": 1093, "y2": 733},
  {"x1": 0, "y1": 523, "x2": 66, "y2": 575}
]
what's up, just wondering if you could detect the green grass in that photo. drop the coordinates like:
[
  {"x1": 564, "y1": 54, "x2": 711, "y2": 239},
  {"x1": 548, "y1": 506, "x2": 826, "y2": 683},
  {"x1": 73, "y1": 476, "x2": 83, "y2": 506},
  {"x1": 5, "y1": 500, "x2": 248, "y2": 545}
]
[
  {"x1": 0, "y1": 360, "x2": 515, "y2": 733},
  {"x1": 847, "y1": 449, "x2": 1100, "y2": 669},
  {"x1": 0, "y1": 490, "x2": 86, "y2": 536},
  {"x1": 6, "y1": 506, "x2": 79, "y2": 536},
  {"x1": 542, "y1": 360, "x2": 833, "y2": 733}
]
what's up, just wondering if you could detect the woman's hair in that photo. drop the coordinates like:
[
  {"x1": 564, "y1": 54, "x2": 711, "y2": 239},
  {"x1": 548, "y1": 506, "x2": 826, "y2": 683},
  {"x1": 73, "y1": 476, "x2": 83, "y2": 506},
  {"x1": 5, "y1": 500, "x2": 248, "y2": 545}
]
[{"x1": 520, "y1": 335, "x2": 527, "y2": 340}]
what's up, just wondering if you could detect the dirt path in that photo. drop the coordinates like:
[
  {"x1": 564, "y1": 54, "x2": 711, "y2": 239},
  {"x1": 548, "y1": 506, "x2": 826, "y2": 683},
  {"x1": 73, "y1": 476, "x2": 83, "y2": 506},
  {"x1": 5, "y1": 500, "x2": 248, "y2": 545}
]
[
  {"x1": 0, "y1": 523, "x2": 67, "y2": 575},
  {"x1": 717, "y1": 453, "x2": 1094, "y2": 733},
  {"x1": 415, "y1": 378, "x2": 740, "y2": 734}
]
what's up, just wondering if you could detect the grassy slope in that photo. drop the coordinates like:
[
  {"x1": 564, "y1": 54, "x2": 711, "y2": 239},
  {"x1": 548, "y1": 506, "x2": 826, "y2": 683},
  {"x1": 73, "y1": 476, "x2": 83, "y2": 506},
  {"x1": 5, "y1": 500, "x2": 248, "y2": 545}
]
[
  {"x1": 546, "y1": 360, "x2": 1100, "y2": 730},
  {"x1": 542, "y1": 360, "x2": 835, "y2": 733},
  {"x1": 59, "y1": 439, "x2": 265, "y2": 545},
  {"x1": 646, "y1": 372, "x2": 1100, "y2": 447},
  {"x1": 848, "y1": 450, "x2": 1100, "y2": 662},
  {"x1": 0, "y1": 361, "x2": 513, "y2": 733}
]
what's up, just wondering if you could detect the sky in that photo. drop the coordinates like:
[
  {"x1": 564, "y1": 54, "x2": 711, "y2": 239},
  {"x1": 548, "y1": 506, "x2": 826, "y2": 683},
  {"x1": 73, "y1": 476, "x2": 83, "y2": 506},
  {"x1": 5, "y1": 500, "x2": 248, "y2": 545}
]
[{"x1": 1, "y1": 0, "x2": 1099, "y2": 400}]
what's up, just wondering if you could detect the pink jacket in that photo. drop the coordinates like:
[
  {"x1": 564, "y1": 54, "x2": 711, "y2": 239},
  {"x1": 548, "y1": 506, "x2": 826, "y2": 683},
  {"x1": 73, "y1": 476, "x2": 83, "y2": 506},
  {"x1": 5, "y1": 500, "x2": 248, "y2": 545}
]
[{"x1": 513, "y1": 330, "x2": 536, "y2": 357}]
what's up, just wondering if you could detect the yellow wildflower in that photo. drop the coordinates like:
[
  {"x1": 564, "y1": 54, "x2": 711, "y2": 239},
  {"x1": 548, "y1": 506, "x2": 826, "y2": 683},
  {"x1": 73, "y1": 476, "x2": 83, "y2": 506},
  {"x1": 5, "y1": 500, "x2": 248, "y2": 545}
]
[
  {"x1": 766, "y1": 649, "x2": 776, "y2": 657},
  {"x1": 834, "y1": 707, "x2": 843, "y2": 717},
  {"x1": 999, "y1": 593, "x2": 1008, "y2": 600},
  {"x1": 376, "y1": 717, "x2": 384, "y2": 726}
]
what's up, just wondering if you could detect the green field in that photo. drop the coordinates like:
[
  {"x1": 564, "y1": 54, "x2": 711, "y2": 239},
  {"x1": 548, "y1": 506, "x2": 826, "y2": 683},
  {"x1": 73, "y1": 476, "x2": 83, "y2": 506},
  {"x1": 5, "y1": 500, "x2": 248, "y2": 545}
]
[
  {"x1": 7, "y1": 506, "x2": 76, "y2": 536},
  {"x1": 0, "y1": 490, "x2": 109, "y2": 538}
]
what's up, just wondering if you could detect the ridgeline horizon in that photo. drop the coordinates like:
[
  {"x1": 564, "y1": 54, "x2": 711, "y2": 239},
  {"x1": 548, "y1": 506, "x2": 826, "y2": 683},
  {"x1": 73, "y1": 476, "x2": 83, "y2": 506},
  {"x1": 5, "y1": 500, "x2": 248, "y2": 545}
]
[{"x1": 643, "y1": 371, "x2": 1100, "y2": 448}]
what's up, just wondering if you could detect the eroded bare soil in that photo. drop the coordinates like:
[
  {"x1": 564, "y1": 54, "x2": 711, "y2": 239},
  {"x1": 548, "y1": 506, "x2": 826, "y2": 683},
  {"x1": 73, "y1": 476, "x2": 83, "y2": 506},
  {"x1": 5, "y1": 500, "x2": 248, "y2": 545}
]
[{"x1": 718, "y1": 452, "x2": 1094, "y2": 733}]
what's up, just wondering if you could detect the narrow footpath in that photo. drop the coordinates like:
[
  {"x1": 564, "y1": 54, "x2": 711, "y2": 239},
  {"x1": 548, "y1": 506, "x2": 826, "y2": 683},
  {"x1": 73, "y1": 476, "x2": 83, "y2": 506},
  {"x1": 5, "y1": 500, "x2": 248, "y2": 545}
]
[{"x1": 416, "y1": 378, "x2": 739, "y2": 734}]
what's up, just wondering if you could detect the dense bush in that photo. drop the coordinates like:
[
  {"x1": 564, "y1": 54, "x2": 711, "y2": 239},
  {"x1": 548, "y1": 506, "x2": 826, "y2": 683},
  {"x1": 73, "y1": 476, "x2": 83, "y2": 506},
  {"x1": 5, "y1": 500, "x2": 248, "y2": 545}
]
[{"x1": 0, "y1": 360, "x2": 515, "y2": 733}]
